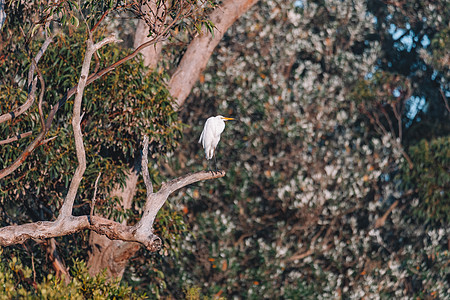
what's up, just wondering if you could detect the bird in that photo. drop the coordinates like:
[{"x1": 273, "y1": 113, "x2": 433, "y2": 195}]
[{"x1": 198, "y1": 115, "x2": 234, "y2": 171}]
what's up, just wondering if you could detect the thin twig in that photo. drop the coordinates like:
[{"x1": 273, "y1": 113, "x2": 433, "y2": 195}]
[
  {"x1": 380, "y1": 105, "x2": 396, "y2": 140},
  {"x1": 439, "y1": 88, "x2": 450, "y2": 113},
  {"x1": 90, "y1": 9, "x2": 110, "y2": 33},
  {"x1": 90, "y1": 172, "x2": 102, "y2": 224},
  {"x1": 31, "y1": 251, "x2": 36, "y2": 284},
  {"x1": 375, "y1": 200, "x2": 399, "y2": 228},
  {"x1": 31, "y1": 57, "x2": 46, "y2": 129},
  {"x1": 39, "y1": 135, "x2": 57, "y2": 146},
  {"x1": 392, "y1": 102, "x2": 402, "y2": 142},
  {"x1": 0, "y1": 36, "x2": 52, "y2": 125}
]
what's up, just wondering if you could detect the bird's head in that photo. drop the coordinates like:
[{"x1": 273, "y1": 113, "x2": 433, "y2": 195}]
[{"x1": 218, "y1": 115, "x2": 234, "y2": 121}]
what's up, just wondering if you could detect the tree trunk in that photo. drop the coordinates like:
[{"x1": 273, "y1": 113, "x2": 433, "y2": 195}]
[
  {"x1": 169, "y1": 0, "x2": 259, "y2": 107},
  {"x1": 134, "y1": 19, "x2": 162, "y2": 69},
  {"x1": 87, "y1": 167, "x2": 140, "y2": 278}
]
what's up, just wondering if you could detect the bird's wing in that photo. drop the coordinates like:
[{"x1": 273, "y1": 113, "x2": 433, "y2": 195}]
[
  {"x1": 198, "y1": 128, "x2": 205, "y2": 144},
  {"x1": 199, "y1": 118, "x2": 212, "y2": 146}
]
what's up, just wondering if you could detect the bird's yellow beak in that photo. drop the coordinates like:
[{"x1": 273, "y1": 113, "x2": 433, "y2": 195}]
[{"x1": 221, "y1": 117, "x2": 234, "y2": 121}]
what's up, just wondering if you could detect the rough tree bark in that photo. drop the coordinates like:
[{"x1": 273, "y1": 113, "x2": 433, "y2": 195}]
[{"x1": 84, "y1": 0, "x2": 259, "y2": 280}]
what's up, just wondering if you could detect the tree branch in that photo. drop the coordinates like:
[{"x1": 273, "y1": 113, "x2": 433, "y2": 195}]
[
  {"x1": 0, "y1": 33, "x2": 164, "y2": 180},
  {"x1": 90, "y1": 172, "x2": 102, "y2": 223},
  {"x1": 0, "y1": 36, "x2": 53, "y2": 125},
  {"x1": 58, "y1": 34, "x2": 121, "y2": 220},
  {"x1": 0, "y1": 131, "x2": 33, "y2": 145},
  {"x1": 141, "y1": 136, "x2": 154, "y2": 197},
  {"x1": 0, "y1": 170, "x2": 225, "y2": 250}
]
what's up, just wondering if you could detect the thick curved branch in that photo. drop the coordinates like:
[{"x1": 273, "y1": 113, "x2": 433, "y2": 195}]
[
  {"x1": 0, "y1": 170, "x2": 225, "y2": 250},
  {"x1": 0, "y1": 215, "x2": 145, "y2": 248},
  {"x1": 169, "y1": 0, "x2": 259, "y2": 107}
]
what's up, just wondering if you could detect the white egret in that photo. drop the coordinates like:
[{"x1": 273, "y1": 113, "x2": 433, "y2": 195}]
[{"x1": 199, "y1": 115, "x2": 234, "y2": 170}]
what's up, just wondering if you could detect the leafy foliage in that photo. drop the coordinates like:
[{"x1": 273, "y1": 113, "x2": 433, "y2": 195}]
[
  {"x1": 154, "y1": 0, "x2": 449, "y2": 298},
  {"x1": 1, "y1": 0, "x2": 449, "y2": 299},
  {"x1": 0, "y1": 250, "x2": 145, "y2": 299},
  {"x1": 400, "y1": 137, "x2": 450, "y2": 225},
  {"x1": 0, "y1": 27, "x2": 183, "y2": 221}
]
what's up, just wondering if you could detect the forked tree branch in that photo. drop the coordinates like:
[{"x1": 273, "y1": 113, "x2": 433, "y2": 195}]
[{"x1": 0, "y1": 169, "x2": 225, "y2": 249}]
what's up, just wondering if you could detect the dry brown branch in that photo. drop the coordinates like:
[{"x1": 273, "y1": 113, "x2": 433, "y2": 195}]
[
  {"x1": 32, "y1": 56, "x2": 46, "y2": 129},
  {"x1": 375, "y1": 200, "x2": 399, "y2": 229},
  {"x1": 46, "y1": 238, "x2": 70, "y2": 284},
  {"x1": 90, "y1": 172, "x2": 102, "y2": 223},
  {"x1": 380, "y1": 106, "x2": 396, "y2": 139}
]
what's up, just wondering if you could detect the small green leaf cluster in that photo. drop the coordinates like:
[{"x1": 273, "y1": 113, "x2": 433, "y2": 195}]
[
  {"x1": 0, "y1": 250, "x2": 146, "y2": 299},
  {"x1": 400, "y1": 136, "x2": 450, "y2": 225}
]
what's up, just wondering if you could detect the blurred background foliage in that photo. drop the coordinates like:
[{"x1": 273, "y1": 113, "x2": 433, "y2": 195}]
[{"x1": 1, "y1": 0, "x2": 449, "y2": 299}]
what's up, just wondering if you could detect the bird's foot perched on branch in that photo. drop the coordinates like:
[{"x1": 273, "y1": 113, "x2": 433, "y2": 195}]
[{"x1": 209, "y1": 169, "x2": 224, "y2": 175}]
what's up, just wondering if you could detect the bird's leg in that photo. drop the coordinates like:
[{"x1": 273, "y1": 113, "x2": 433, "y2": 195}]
[
  {"x1": 214, "y1": 154, "x2": 219, "y2": 173},
  {"x1": 207, "y1": 159, "x2": 214, "y2": 174}
]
